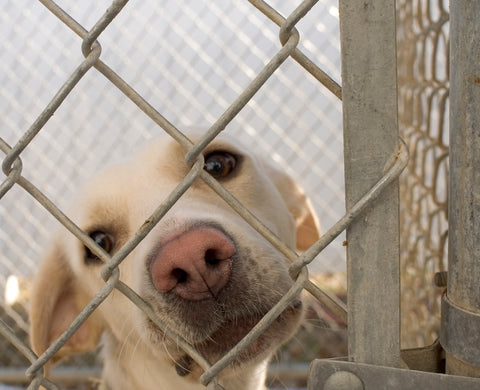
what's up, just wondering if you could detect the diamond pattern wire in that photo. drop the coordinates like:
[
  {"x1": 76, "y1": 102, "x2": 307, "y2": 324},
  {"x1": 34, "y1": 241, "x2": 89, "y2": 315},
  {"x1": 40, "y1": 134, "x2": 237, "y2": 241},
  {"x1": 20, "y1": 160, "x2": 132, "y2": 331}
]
[
  {"x1": 397, "y1": 0, "x2": 450, "y2": 349},
  {"x1": 1, "y1": 0, "x2": 347, "y2": 386},
  {"x1": 0, "y1": 0, "x2": 442, "y2": 387}
]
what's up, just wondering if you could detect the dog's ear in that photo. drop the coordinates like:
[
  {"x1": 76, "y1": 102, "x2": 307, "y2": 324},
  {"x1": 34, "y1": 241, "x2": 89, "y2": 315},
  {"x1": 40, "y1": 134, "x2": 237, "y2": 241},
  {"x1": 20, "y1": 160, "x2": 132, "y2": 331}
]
[
  {"x1": 266, "y1": 164, "x2": 321, "y2": 252},
  {"x1": 30, "y1": 239, "x2": 103, "y2": 365}
]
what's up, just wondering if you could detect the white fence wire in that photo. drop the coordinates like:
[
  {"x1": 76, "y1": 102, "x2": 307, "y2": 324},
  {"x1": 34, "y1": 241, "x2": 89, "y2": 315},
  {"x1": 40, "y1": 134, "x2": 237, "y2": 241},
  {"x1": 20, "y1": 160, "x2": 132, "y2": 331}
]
[
  {"x1": 1, "y1": 0, "x2": 346, "y2": 388},
  {"x1": 0, "y1": 0, "x2": 344, "y2": 276},
  {"x1": 0, "y1": 0, "x2": 455, "y2": 388}
]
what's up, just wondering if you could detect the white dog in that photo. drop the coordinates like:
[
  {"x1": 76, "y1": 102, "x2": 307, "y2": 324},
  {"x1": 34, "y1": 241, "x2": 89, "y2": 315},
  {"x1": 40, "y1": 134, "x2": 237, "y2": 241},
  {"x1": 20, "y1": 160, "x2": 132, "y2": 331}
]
[{"x1": 30, "y1": 135, "x2": 320, "y2": 390}]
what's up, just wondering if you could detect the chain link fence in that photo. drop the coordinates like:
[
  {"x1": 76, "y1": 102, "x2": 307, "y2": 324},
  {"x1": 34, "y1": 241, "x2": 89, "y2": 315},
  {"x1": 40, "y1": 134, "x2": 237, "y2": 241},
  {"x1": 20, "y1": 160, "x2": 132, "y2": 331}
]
[
  {"x1": 0, "y1": 0, "x2": 452, "y2": 388},
  {"x1": 397, "y1": 0, "x2": 449, "y2": 349},
  {"x1": 1, "y1": 0, "x2": 347, "y2": 388}
]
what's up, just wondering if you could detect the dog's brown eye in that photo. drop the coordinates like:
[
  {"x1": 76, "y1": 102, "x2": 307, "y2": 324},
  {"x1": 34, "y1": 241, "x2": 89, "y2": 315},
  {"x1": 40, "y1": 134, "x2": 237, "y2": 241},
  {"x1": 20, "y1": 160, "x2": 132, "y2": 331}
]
[
  {"x1": 85, "y1": 231, "x2": 114, "y2": 265},
  {"x1": 204, "y1": 152, "x2": 237, "y2": 178}
]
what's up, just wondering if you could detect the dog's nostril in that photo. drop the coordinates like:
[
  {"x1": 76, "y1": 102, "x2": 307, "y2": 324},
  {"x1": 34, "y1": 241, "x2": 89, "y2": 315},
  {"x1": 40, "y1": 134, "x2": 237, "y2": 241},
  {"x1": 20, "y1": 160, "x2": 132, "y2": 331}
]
[
  {"x1": 205, "y1": 249, "x2": 221, "y2": 266},
  {"x1": 172, "y1": 268, "x2": 188, "y2": 284}
]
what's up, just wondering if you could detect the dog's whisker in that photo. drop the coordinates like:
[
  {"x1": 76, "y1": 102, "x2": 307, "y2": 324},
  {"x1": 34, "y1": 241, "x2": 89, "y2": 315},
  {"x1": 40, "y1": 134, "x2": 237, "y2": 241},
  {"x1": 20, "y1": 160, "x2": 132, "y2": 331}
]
[
  {"x1": 130, "y1": 329, "x2": 143, "y2": 364},
  {"x1": 117, "y1": 323, "x2": 136, "y2": 362}
]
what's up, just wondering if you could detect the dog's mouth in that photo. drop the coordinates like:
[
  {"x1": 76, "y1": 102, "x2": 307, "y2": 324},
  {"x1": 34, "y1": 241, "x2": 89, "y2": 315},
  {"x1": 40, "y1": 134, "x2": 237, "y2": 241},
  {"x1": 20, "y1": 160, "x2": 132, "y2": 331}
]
[
  {"x1": 198, "y1": 313, "x2": 267, "y2": 360},
  {"x1": 149, "y1": 298, "x2": 303, "y2": 378}
]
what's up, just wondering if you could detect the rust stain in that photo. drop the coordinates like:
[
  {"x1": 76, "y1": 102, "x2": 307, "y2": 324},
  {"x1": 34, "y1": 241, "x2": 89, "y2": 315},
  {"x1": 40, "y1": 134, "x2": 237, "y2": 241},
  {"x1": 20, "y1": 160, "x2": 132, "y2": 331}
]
[{"x1": 467, "y1": 76, "x2": 480, "y2": 84}]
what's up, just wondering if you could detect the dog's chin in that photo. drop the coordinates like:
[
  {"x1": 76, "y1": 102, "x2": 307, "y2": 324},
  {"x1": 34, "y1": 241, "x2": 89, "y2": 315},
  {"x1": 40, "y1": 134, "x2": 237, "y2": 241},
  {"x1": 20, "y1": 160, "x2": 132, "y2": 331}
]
[{"x1": 142, "y1": 298, "x2": 303, "y2": 375}]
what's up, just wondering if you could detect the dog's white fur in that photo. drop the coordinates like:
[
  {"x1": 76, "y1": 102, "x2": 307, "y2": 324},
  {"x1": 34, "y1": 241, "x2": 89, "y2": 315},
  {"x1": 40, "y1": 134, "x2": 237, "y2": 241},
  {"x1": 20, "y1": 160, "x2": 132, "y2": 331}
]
[{"x1": 30, "y1": 135, "x2": 320, "y2": 390}]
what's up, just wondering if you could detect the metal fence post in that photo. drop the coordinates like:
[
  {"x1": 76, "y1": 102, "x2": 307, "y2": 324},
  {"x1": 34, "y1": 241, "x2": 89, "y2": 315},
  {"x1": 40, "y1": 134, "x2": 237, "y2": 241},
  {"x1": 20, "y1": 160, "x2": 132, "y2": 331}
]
[
  {"x1": 441, "y1": 0, "x2": 480, "y2": 377},
  {"x1": 339, "y1": 0, "x2": 401, "y2": 367}
]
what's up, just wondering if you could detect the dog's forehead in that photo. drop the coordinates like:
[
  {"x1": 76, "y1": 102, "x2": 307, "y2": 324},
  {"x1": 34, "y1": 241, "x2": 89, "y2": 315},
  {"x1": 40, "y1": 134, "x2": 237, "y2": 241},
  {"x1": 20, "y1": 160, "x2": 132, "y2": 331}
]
[
  {"x1": 73, "y1": 136, "x2": 262, "y2": 222},
  {"x1": 139, "y1": 135, "x2": 253, "y2": 163}
]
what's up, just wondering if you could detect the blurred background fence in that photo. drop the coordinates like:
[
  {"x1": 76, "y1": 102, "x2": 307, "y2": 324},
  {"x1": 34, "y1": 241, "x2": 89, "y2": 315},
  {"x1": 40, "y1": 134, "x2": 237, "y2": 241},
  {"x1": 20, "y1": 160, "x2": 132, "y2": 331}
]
[
  {"x1": 0, "y1": 0, "x2": 449, "y2": 387},
  {"x1": 397, "y1": 0, "x2": 449, "y2": 349}
]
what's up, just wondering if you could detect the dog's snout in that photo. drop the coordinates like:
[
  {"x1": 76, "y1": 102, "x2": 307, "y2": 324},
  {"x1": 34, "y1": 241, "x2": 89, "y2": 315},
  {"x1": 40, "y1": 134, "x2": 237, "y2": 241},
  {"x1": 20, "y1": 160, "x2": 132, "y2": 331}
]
[{"x1": 150, "y1": 227, "x2": 235, "y2": 300}]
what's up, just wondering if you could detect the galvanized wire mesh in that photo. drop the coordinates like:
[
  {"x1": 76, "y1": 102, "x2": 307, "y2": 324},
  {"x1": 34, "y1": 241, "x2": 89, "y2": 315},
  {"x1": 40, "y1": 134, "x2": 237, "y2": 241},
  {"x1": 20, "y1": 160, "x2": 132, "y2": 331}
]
[
  {"x1": 396, "y1": 0, "x2": 449, "y2": 348},
  {"x1": 1, "y1": 0, "x2": 350, "y2": 388},
  {"x1": 0, "y1": 0, "x2": 451, "y2": 387}
]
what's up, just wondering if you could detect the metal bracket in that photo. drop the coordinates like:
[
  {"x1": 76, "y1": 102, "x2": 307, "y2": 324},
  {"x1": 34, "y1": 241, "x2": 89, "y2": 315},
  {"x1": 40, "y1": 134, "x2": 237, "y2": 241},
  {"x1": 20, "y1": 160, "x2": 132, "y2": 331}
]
[
  {"x1": 308, "y1": 359, "x2": 480, "y2": 389},
  {"x1": 400, "y1": 340, "x2": 445, "y2": 373},
  {"x1": 440, "y1": 294, "x2": 480, "y2": 366}
]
